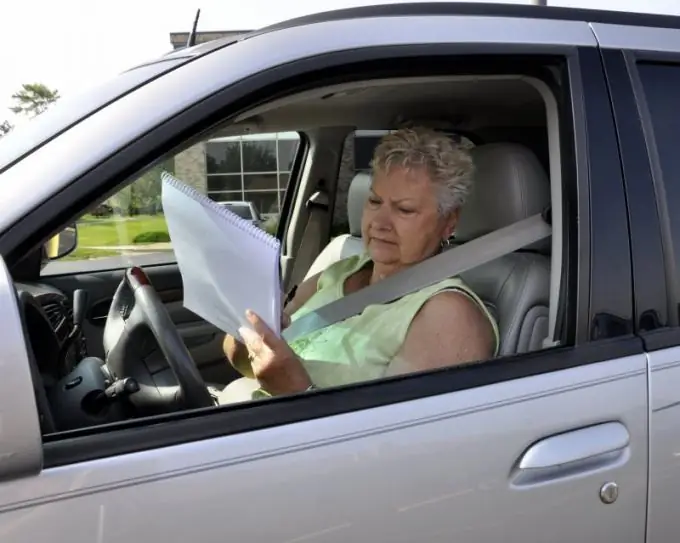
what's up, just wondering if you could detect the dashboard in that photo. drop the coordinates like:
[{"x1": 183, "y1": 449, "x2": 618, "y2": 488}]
[
  {"x1": 14, "y1": 277, "x2": 196, "y2": 432},
  {"x1": 14, "y1": 271, "x2": 217, "y2": 432},
  {"x1": 16, "y1": 281, "x2": 78, "y2": 378},
  {"x1": 15, "y1": 281, "x2": 132, "y2": 433}
]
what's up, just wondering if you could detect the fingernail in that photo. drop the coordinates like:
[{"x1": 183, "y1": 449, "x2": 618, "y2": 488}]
[{"x1": 245, "y1": 309, "x2": 255, "y2": 321}]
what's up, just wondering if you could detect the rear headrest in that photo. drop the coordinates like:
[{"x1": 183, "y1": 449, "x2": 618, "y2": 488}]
[
  {"x1": 456, "y1": 143, "x2": 550, "y2": 242},
  {"x1": 347, "y1": 172, "x2": 371, "y2": 236}
]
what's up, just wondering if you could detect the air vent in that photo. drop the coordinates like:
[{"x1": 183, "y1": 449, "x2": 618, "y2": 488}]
[{"x1": 42, "y1": 297, "x2": 74, "y2": 342}]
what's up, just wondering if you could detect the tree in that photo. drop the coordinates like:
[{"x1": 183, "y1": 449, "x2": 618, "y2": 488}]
[
  {"x1": 107, "y1": 159, "x2": 175, "y2": 216},
  {"x1": 10, "y1": 83, "x2": 60, "y2": 118},
  {"x1": 0, "y1": 120, "x2": 12, "y2": 138}
]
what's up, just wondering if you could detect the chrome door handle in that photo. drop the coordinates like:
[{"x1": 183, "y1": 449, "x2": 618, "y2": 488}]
[{"x1": 511, "y1": 421, "x2": 630, "y2": 486}]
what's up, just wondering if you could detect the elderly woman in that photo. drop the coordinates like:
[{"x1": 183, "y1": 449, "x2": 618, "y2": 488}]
[{"x1": 220, "y1": 126, "x2": 499, "y2": 402}]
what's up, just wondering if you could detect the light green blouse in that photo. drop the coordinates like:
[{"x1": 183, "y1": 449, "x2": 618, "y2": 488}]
[{"x1": 251, "y1": 252, "x2": 499, "y2": 399}]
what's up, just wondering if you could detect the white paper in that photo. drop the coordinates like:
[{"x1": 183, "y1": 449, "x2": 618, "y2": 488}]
[{"x1": 160, "y1": 172, "x2": 282, "y2": 339}]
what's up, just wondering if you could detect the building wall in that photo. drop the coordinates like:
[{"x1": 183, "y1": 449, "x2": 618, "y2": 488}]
[
  {"x1": 169, "y1": 30, "x2": 250, "y2": 50},
  {"x1": 173, "y1": 143, "x2": 207, "y2": 194}
]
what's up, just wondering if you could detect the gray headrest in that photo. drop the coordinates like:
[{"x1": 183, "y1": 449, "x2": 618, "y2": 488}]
[
  {"x1": 456, "y1": 143, "x2": 550, "y2": 242},
  {"x1": 347, "y1": 172, "x2": 371, "y2": 236}
]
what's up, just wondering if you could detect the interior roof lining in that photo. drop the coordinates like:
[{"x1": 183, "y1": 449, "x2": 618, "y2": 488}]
[{"x1": 210, "y1": 74, "x2": 546, "y2": 137}]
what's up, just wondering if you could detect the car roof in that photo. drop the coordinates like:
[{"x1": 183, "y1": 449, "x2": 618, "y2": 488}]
[
  {"x1": 3, "y1": 2, "x2": 680, "y2": 176},
  {"x1": 161, "y1": 2, "x2": 680, "y2": 58},
  {"x1": 254, "y1": 2, "x2": 680, "y2": 35}
]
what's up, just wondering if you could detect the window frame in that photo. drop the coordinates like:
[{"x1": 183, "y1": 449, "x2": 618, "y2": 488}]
[{"x1": 1, "y1": 43, "x2": 636, "y2": 466}]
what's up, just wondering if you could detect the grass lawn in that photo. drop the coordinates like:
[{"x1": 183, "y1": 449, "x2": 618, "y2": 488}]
[{"x1": 64, "y1": 215, "x2": 169, "y2": 261}]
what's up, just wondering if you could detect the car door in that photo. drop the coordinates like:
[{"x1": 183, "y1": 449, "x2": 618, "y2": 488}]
[
  {"x1": 598, "y1": 26, "x2": 680, "y2": 543},
  {"x1": 0, "y1": 9, "x2": 649, "y2": 543}
]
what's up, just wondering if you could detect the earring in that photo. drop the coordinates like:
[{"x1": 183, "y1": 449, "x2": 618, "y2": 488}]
[{"x1": 440, "y1": 238, "x2": 452, "y2": 249}]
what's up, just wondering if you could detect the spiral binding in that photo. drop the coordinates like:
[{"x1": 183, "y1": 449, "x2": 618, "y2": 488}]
[{"x1": 161, "y1": 171, "x2": 281, "y2": 251}]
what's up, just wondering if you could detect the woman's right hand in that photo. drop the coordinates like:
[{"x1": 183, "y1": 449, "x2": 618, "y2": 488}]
[{"x1": 223, "y1": 311, "x2": 291, "y2": 378}]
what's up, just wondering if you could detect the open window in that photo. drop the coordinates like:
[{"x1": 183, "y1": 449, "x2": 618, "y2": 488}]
[
  {"x1": 40, "y1": 131, "x2": 304, "y2": 275},
  {"x1": 19, "y1": 52, "x2": 587, "y2": 465}
]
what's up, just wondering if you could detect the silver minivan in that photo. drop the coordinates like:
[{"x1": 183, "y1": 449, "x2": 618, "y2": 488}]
[{"x1": 0, "y1": 3, "x2": 679, "y2": 542}]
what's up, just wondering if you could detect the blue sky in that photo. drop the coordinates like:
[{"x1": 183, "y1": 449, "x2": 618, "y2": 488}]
[{"x1": 1, "y1": 0, "x2": 680, "y2": 124}]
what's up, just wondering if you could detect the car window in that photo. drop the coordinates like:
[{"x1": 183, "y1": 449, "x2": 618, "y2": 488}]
[
  {"x1": 41, "y1": 131, "x2": 301, "y2": 274},
  {"x1": 0, "y1": 34, "x2": 250, "y2": 175},
  {"x1": 34, "y1": 56, "x2": 572, "y2": 452},
  {"x1": 0, "y1": 59, "x2": 195, "y2": 174},
  {"x1": 206, "y1": 131, "x2": 299, "y2": 226},
  {"x1": 636, "y1": 62, "x2": 680, "y2": 300}
]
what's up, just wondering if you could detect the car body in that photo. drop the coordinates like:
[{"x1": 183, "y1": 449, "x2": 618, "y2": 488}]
[
  {"x1": 1, "y1": 3, "x2": 680, "y2": 542},
  {"x1": 216, "y1": 199, "x2": 263, "y2": 227}
]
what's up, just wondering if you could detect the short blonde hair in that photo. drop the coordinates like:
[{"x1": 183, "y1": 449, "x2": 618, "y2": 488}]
[{"x1": 370, "y1": 126, "x2": 475, "y2": 215}]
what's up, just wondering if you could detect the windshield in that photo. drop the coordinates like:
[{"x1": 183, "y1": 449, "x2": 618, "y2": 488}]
[
  {"x1": 0, "y1": 59, "x2": 191, "y2": 173},
  {"x1": 0, "y1": 35, "x2": 244, "y2": 174}
]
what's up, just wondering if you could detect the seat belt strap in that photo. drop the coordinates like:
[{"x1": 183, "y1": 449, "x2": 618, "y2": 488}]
[
  {"x1": 288, "y1": 190, "x2": 329, "y2": 287},
  {"x1": 282, "y1": 212, "x2": 552, "y2": 342}
]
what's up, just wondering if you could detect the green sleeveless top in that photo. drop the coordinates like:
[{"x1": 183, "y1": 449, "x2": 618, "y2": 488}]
[{"x1": 249, "y1": 252, "x2": 499, "y2": 399}]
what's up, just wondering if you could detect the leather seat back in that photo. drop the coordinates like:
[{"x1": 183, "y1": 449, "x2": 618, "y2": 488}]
[
  {"x1": 457, "y1": 142, "x2": 551, "y2": 355},
  {"x1": 304, "y1": 172, "x2": 369, "y2": 280}
]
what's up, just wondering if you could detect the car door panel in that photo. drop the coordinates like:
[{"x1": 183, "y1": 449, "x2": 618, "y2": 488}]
[
  {"x1": 0, "y1": 355, "x2": 648, "y2": 543},
  {"x1": 601, "y1": 44, "x2": 680, "y2": 543},
  {"x1": 42, "y1": 263, "x2": 231, "y2": 383}
]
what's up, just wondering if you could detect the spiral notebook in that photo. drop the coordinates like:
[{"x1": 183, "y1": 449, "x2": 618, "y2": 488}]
[{"x1": 160, "y1": 172, "x2": 282, "y2": 339}]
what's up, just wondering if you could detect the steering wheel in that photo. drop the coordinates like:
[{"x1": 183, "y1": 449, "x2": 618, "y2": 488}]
[{"x1": 103, "y1": 267, "x2": 213, "y2": 410}]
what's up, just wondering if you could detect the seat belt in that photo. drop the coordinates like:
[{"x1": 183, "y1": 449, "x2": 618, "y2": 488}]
[
  {"x1": 282, "y1": 212, "x2": 552, "y2": 342},
  {"x1": 288, "y1": 189, "x2": 330, "y2": 287}
]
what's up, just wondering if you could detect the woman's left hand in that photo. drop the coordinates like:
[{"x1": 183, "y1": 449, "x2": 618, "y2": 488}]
[{"x1": 238, "y1": 309, "x2": 313, "y2": 395}]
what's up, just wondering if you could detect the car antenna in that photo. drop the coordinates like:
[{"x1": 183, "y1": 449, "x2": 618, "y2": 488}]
[{"x1": 186, "y1": 8, "x2": 201, "y2": 48}]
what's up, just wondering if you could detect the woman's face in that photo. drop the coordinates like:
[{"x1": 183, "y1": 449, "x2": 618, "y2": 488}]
[{"x1": 362, "y1": 165, "x2": 458, "y2": 273}]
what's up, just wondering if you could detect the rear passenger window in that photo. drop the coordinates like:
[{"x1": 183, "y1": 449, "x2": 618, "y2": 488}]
[{"x1": 637, "y1": 62, "x2": 680, "y2": 293}]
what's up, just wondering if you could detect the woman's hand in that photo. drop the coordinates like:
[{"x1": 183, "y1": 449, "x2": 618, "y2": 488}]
[
  {"x1": 238, "y1": 309, "x2": 312, "y2": 395},
  {"x1": 223, "y1": 310, "x2": 292, "y2": 378}
]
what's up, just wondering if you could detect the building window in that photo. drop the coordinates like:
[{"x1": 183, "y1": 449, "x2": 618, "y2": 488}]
[
  {"x1": 278, "y1": 139, "x2": 299, "y2": 171},
  {"x1": 205, "y1": 174, "x2": 242, "y2": 192},
  {"x1": 205, "y1": 132, "x2": 299, "y2": 218},
  {"x1": 242, "y1": 139, "x2": 277, "y2": 172},
  {"x1": 206, "y1": 141, "x2": 241, "y2": 174}
]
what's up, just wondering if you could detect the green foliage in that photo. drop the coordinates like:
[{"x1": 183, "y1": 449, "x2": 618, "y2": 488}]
[
  {"x1": 106, "y1": 160, "x2": 175, "y2": 216},
  {"x1": 262, "y1": 216, "x2": 279, "y2": 235},
  {"x1": 133, "y1": 231, "x2": 171, "y2": 244},
  {"x1": 76, "y1": 215, "x2": 168, "y2": 247},
  {"x1": 0, "y1": 120, "x2": 12, "y2": 138},
  {"x1": 10, "y1": 83, "x2": 60, "y2": 118}
]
